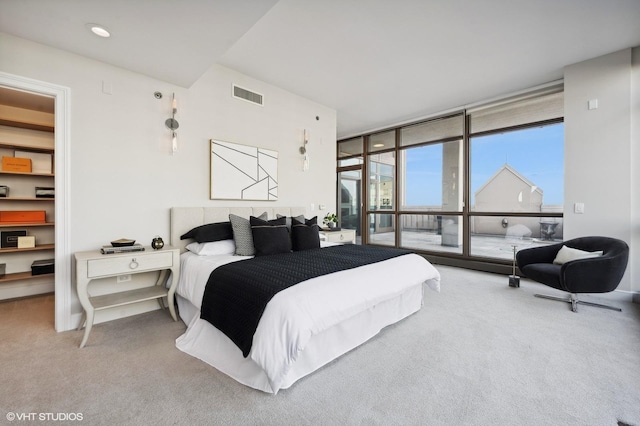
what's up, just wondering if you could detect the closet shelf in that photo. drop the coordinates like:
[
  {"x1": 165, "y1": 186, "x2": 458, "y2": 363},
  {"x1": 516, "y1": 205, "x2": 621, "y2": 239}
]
[{"x1": 0, "y1": 244, "x2": 54, "y2": 254}]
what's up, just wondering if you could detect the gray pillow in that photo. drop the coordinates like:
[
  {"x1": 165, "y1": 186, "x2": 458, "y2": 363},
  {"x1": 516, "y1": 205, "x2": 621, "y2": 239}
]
[{"x1": 229, "y1": 212, "x2": 267, "y2": 256}]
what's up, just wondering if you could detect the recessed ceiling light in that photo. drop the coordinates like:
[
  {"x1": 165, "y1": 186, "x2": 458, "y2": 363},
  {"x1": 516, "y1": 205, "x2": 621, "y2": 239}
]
[
  {"x1": 86, "y1": 23, "x2": 111, "y2": 38},
  {"x1": 373, "y1": 143, "x2": 385, "y2": 148}
]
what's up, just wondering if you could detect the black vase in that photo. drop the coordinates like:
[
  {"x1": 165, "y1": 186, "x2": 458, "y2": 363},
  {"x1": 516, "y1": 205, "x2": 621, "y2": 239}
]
[{"x1": 151, "y1": 237, "x2": 164, "y2": 250}]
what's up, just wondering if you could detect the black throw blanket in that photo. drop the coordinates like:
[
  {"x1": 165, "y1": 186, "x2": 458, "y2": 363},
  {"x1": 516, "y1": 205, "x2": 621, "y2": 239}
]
[{"x1": 200, "y1": 244, "x2": 412, "y2": 357}]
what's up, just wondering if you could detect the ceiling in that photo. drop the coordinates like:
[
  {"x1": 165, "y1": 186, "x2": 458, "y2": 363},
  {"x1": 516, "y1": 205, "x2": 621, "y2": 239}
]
[{"x1": 1, "y1": 0, "x2": 639, "y2": 138}]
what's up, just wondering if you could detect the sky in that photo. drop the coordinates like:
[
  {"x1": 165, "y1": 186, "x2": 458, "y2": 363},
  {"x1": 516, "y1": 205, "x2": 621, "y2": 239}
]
[{"x1": 404, "y1": 123, "x2": 564, "y2": 206}]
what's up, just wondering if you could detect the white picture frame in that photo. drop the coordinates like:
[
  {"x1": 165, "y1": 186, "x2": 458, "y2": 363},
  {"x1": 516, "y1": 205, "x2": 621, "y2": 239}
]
[{"x1": 210, "y1": 139, "x2": 278, "y2": 201}]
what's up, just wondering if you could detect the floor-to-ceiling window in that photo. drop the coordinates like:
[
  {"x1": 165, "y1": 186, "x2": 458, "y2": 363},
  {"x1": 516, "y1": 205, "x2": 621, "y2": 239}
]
[
  {"x1": 468, "y1": 90, "x2": 564, "y2": 260},
  {"x1": 399, "y1": 114, "x2": 464, "y2": 254},
  {"x1": 335, "y1": 86, "x2": 564, "y2": 269}
]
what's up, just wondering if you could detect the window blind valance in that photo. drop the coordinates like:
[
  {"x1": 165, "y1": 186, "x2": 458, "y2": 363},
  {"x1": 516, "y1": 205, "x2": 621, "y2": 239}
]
[{"x1": 469, "y1": 88, "x2": 563, "y2": 134}]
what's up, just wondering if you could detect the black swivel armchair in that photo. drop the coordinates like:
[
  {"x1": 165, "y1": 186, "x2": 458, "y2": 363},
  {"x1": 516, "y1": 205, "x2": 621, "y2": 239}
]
[{"x1": 516, "y1": 236, "x2": 629, "y2": 312}]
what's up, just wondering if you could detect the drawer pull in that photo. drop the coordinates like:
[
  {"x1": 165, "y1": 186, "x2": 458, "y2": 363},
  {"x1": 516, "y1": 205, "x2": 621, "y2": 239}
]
[
  {"x1": 130, "y1": 259, "x2": 139, "y2": 269},
  {"x1": 340, "y1": 234, "x2": 344, "y2": 240}
]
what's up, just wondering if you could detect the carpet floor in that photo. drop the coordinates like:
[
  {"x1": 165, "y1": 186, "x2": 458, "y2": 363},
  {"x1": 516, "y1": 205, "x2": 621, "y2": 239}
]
[{"x1": 1, "y1": 265, "x2": 639, "y2": 425}]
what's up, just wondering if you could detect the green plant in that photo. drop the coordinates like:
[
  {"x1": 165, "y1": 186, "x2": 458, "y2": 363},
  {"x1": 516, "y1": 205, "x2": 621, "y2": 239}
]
[{"x1": 323, "y1": 213, "x2": 338, "y2": 225}]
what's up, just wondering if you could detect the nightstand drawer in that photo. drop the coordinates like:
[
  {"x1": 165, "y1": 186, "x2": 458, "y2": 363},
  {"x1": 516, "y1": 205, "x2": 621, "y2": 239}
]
[
  {"x1": 321, "y1": 229, "x2": 356, "y2": 244},
  {"x1": 87, "y1": 251, "x2": 173, "y2": 278}
]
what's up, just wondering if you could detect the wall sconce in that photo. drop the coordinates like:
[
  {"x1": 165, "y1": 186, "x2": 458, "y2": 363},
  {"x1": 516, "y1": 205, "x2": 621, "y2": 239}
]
[
  {"x1": 299, "y1": 129, "x2": 309, "y2": 171},
  {"x1": 164, "y1": 93, "x2": 179, "y2": 154}
]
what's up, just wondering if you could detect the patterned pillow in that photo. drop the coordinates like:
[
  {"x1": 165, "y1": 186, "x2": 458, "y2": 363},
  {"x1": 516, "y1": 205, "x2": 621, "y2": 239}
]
[{"x1": 229, "y1": 212, "x2": 267, "y2": 256}]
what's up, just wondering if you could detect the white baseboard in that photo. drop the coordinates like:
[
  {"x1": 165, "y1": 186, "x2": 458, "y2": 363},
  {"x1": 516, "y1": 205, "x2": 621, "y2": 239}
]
[{"x1": 609, "y1": 289, "x2": 639, "y2": 303}]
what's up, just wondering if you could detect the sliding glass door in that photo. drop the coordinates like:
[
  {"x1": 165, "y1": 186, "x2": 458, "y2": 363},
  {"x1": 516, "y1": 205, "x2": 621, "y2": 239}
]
[
  {"x1": 337, "y1": 137, "x2": 364, "y2": 243},
  {"x1": 339, "y1": 170, "x2": 362, "y2": 239}
]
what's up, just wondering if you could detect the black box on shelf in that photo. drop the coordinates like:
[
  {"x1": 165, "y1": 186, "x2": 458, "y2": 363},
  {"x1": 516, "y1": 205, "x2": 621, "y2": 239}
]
[
  {"x1": 0, "y1": 185, "x2": 8, "y2": 197},
  {"x1": 35, "y1": 187, "x2": 55, "y2": 198},
  {"x1": 31, "y1": 259, "x2": 54, "y2": 275},
  {"x1": 1, "y1": 230, "x2": 27, "y2": 248}
]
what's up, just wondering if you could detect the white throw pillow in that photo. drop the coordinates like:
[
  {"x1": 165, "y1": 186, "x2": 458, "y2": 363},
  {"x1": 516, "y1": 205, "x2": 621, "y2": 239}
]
[
  {"x1": 553, "y1": 245, "x2": 603, "y2": 265},
  {"x1": 186, "y1": 239, "x2": 236, "y2": 256}
]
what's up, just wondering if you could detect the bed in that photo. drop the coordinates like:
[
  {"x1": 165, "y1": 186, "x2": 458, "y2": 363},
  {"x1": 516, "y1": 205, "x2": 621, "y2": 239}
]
[{"x1": 170, "y1": 206, "x2": 440, "y2": 394}]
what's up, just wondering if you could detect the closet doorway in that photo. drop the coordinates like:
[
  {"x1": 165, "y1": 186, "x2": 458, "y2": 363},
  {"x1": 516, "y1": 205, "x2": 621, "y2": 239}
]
[{"x1": 0, "y1": 72, "x2": 71, "y2": 332}]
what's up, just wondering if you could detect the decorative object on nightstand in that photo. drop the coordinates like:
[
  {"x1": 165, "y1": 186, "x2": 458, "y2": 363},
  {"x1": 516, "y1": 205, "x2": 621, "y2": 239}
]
[
  {"x1": 323, "y1": 213, "x2": 338, "y2": 229},
  {"x1": 508, "y1": 244, "x2": 520, "y2": 288},
  {"x1": 101, "y1": 239, "x2": 144, "y2": 254},
  {"x1": 151, "y1": 236, "x2": 164, "y2": 250},
  {"x1": 110, "y1": 238, "x2": 135, "y2": 247},
  {"x1": 101, "y1": 243, "x2": 145, "y2": 254}
]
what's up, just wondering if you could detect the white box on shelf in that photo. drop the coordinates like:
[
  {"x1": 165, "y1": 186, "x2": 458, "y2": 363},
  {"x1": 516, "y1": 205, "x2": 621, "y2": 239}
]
[{"x1": 17, "y1": 236, "x2": 36, "y2": 248}]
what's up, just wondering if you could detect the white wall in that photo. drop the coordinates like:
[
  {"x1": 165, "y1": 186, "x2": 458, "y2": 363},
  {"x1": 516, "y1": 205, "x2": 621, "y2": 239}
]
[
  {"x1": 564, "y1": 48, "x2": 635, "y2": 293},
  {"x1": 0, "y1": 33, "x2": 337, "y2": 326}
]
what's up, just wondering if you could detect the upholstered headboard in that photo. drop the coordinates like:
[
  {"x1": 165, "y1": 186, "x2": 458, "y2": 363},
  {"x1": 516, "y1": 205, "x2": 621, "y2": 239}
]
[{"x1": 170, "y1": 206, "x2": 307, "y2": 253}]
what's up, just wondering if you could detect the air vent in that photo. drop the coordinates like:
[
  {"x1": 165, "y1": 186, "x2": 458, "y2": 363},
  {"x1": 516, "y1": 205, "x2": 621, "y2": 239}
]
[{"x1": 233, "y1": 84, "x2": 264, "y2": 106}]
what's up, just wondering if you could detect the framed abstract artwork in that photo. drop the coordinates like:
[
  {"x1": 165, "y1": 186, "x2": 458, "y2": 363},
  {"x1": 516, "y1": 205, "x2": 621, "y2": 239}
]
[{"x1": 210, "y1": 139, "x2": 278, "y2": 200}]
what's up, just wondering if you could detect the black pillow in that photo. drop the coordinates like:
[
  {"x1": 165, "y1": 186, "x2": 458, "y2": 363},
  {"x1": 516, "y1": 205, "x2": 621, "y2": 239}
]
[
  {"x1": 276, "y1": 214, "x2": 305, "y2": 231},
  {"x1": 291, "y1": 216, "x2": 320, "y2": 251},
  {"x1": 180, "y1": 221, "x2": 233, "y2": 243},
  {"x1": 250, "y1": 216, "x2": 291, "y2": 256}
]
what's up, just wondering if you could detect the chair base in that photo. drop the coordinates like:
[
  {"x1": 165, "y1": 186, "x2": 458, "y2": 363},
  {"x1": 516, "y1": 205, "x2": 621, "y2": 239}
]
[{"x1": 534, "y1": 293, "x2": 622, "y2": 313}]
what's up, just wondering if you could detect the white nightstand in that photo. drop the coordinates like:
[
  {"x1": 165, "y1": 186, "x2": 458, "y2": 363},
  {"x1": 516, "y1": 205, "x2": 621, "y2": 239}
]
[
  {"x1": 320, "y1": 229, "x2": 356, "y2": 244},
  {"x1": 75, "y1": 246, "x2": 180, "y2": 348}
]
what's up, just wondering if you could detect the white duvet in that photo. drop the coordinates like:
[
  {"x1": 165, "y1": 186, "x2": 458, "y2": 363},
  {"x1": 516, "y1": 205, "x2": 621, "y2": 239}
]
[{"x1": 176, "y1": 248, "x2": 440, "y2": 393}]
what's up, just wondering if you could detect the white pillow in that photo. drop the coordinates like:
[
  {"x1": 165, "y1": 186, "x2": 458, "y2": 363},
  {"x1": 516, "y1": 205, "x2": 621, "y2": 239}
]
[
  {"x1": 186, "y1": 239, "x2": 236, "y2": 256},
  {"x1": 553, "y1": 245, "x2": 603, "y2": 265}
]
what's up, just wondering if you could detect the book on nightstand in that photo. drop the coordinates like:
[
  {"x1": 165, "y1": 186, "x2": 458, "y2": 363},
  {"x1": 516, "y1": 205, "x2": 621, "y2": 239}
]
[{"x1": 100, "y1": 244, "x2": 145, "y2": 254}]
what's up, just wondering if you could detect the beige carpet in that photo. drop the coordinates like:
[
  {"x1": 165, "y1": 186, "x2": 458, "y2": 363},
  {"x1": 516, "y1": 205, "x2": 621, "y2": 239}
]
[{"x1": 1, "y1": 265, "x2": 639, "y2": 425}]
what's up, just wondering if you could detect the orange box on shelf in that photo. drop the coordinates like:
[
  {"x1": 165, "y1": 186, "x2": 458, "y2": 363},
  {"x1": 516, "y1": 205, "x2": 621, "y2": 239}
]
[
  {"x1": 1, "y1": 156, "x2": 32, "y2": 173},
  {"x1": 0, "y1": 210, "x2": 46, "y2": 223}
]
